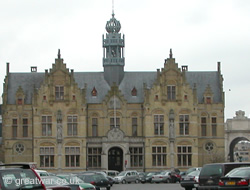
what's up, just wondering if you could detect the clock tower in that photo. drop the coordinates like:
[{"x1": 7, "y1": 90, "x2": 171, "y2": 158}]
[{"x1": 103, "y1": 12, "x2": 125, "y2": 85}]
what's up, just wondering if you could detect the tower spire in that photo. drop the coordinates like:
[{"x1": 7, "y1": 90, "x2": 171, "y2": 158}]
[
  {"x1": 169, "y1": 48, "x2": 173, "y2": 58},
  {"x1": 112, "y1": 0, "x2": 114, "y2": 17}
]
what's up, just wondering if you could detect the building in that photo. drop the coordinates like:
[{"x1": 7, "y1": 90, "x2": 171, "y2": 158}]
[{"x1": 1, "y1": 12, "x2": 225, "y2": 172}]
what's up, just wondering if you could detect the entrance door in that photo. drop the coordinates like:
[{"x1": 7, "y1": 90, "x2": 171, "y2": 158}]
[{"x1": 108, "y1": 147, "x2": 123, "y2": 172}]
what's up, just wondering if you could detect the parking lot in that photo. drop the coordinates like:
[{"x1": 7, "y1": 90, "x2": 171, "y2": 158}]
[{"x1": 111, "y1": 183, "x2": 183, "y2": 190}]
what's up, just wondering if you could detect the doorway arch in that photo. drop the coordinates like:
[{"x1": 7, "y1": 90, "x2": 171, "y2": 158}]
[{"x1": 108, "y1": 147, "x2": 123, "y2": 172}]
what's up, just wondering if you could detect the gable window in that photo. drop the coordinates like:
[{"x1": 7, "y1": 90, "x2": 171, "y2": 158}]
[
  {"x1": 92, "y1": 118, "x2": 98, "y2": 137},
  {"x1": 42, "y1": 116, "x2": 52, "y2": 136},
  {"x1": 167, "y1": 85, "x2": 176, "y2": 100},
  {"x1": 179, "y1": 115, "x2": 189, "y2": 135},
  {"x1": 201, "y1": 117, "x2": 207, "y2": 136},
  {"x1": 40, "y1": 147, "x2": 54, "y2": 167},
  {"x1": 12, "y1": 119, "x2": 18, "y2": 138},
  {"x1": 152, "y1": 146, "x2": 167, "y2": 166},
  {"x1": 55, "y1": 86, "x2": 64, "y2": 100},
  {"x1": 177, "y1": 146, "x2": 192, "y2": 166},
  {"x1": 23, "y1": 118, "x2": 28, "y2": 137},
  {"x1": 212, "y1": 117, "x2": 217, "y2": 136},
  {"x1": 67, "y1": 116, "x2": 77, "y2": 136},
  {"x1": 154, "y1": 115, "x2": 164, "y2": 135},
  {"x1": 132, "y1": 118, "x2": 138, "y2": 136},
  {"x1": 110, "y1": 118, "x2": 120, "y2": 129},
  {"x1": 65, "y1": 147, "x2": 80, "y2": 167}
]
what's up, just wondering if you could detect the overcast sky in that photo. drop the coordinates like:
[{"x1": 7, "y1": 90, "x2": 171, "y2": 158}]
[{"x1": 0, "y1": 0, "x2": 250, "y2": 120}]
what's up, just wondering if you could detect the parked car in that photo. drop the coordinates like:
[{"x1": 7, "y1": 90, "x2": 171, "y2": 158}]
[
  {"x1": 180, "y1": 170, "x2": 200, "y2": 190},
  {"x1": 198, "y1": 162, "x2": 250, "y2": 190},
  {"x1": 40, "y1": 176, "x2": 72, "y2": 189},
  {"x1": 113, "y1": 170, "x2": 140, "y2": 184},
  {"x1": 77, "y1": 172, "x2": 111, "y2": 190},
  {"x1": 140, "y1": 172, "x2": 160, "y2": 183},
  {"x1": 102, "y1": 170, "x2": 119, "y2": 177},
  {"x1": 170, "y1": 168, "x2": 181, "y2": 183},
  {"x1": 218, "y1": 166, "x2": 250, "y2": 190},
  {"x1": 57, "y1": 173, "x2": 96, "y2": 190},
  {"x1": 151, "y1": 170, "x2": 171, "y2": 183},
  {"x1": 0, "y1": 163, "x2": 46, "y2": 190},
  {"x1": 35, "y1": 169, "x2": 50, "y2": 177}
]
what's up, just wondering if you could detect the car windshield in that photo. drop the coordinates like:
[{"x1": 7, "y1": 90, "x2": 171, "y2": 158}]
[
  {"x1": 118, "y1": 171, "x2": 126, "y2": 176},
  {"x1": 226, "y1": 169, "x2": 250, "y2": 177},
  {"x1": 200, "y1": 165, "x2": 222, "y2": 176},
  {"x1": 187, "y1": 170, "x2": 200, "y2": 176},
  {"x1": 1, "y1": 170, "x2": 43, "y2": 189},
  {"x1": 41, "y1": 176, "x2": 69, "y2": 186},
  {"x1": 147, "y1": 173, "x2": 155, "y2": 176},
  {"x1": 160, "y1": 171, "x2": 169, "y2": 175}
]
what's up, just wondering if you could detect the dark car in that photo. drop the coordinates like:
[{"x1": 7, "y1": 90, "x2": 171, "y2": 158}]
[
  {"x1": 180, "y1": 170, "x2": 200, "y2": 190},
  {"x1": 218, "y1": 167, "x2": 250, "y2": 190},
  {"x1": 40, "y1": 176, "x2": 72, "y2": 190},
  {"x1": 0, "y1": 163, "x2": 46, "y2": 190},
  {"x1": 77, "y1": 172, "x2": 111, "y2": 190},
  {"x1": 198, "y1": 162, "x2": 250, "y2": 190}
]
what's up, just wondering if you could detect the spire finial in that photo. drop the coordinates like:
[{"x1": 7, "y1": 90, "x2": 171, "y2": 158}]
[
  {"x1": 112, "y1": 0, "x2": 115, "y2": 17},
  {"x1": 58, "y1": 49, "x2": 61, "y2": 59},
  {"x1": 169, "y1": 48, "x2": 173, "y2": 58}
]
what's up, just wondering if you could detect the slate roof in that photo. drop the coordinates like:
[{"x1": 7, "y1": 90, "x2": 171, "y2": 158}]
[{"x1": 6, "y1": 70, "x2": 222, "y2": 105}]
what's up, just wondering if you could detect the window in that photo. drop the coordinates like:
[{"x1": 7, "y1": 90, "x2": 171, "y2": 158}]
[
  {"x1": 12, "y1": 119, "x2": 18, "y2": 138},
  {"x1": 212, "y1": 117, "x2": 217, "y2": 136},
  {"x1": 167, "y1": 85, "x2": 176, "y2": 100},
  {"x1": 92, "y1": 118, "x2": 98, "y2": 137},
  {"x1": 177, "y1": 146, "x2": 192, "y2": 166},
  {"x1": 201, "y1": 117, "x2": 207, "y2": 136},
  {"x1": 55, "y1": 86, "x2": 64, "y2": 100},
  {"x1": 15, "y1": 143, "x2": 25, "y2": 154},
  {"x1": 88, "y1": 147, "x2": 102, "y2": 168},
  {"x1": 132, "y1": 118, "x2": 137, "y2": 136},
  {"x1": 67, "y1": 116, "x2": 77, "y2": 136},
  {"x1": 131, "y1": 87, "x2": 137, "y2": 96},
  {"x1": 154, "y1": 115, "x2": 164, "y2": 135},
  {"x1": 43, "y1": 96, "x2": 46, "y2": 101},
  {"x1": 129, "y1": 147, "x2": 143, "y2": 167},
  {"x1": 65, "y1": 147, "x2": 80, "y2": 167},
  {"x1": 17, "y1": 98, "x2": 23, "y2": 105},
  {"x1": 110, "y1": 118, "x2": 120, "y2": 129},
  {"x1": 40, "y1": 147, "x2": 54, "y2": 167},
  {"x1": 42, "y1": 116, "x2": 52, "y2": 136},
  {"x1": 91, "y1": 87, "x2": 97, "y2": 96},
  {"x1": 23, "y1": 118, "x2": 28, "y2": 137},
  {"x1": 206, "y1": 97, "x2": 211, "y2": 104},
  {"x1": 179, "y1": 115, "x2": 189, "y2": 135},
  {"x1": 152, "y1": 146, "x2": 167, "y2": 166}
]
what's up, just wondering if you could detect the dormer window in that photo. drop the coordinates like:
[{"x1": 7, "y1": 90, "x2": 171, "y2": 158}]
[
  {"x1": 131, "y1": 87, "x2": 137, "y2": 96},
  {"x1": 55, "y1": 86, "x2": 64, "y2": 100},
  {"x1": 17, "y1": 98, "x2": 23, "y2": 105},
  {"x1": 206, "y1": 97, "x2": 211, "y2": 104},
  {"x1": 91, "y1": 87, "x2": 97, "y2": 96}
]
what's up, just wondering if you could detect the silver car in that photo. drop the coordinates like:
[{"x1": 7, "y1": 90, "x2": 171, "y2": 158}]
[
  {"x1": 114, "y1": 171, "x2": 140, "y2": 184},
  {"x1": 152, "y1": 170, "x2": 171, "y2": 183}
]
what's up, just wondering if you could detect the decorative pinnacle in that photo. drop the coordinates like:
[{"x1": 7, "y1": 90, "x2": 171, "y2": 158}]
[
  {"x1": 58, "y1": 49, "x2": 61, "y2": 59},
  {"x1": 169, "y1": 49, "x2": 173, "y2": 58}
]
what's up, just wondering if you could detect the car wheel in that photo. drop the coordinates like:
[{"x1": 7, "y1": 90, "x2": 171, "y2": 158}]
[
  {"x1": 107, "y1": 187, "x2": 111, "y2": 190},
  {"x1": 122, "y1": 179, "x2": 126, "y2": 184}
]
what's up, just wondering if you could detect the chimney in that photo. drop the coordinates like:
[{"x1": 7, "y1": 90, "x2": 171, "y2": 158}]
[
  {"x1": 182, "y1": 65, "x2": 188, "y2": 71},
  {"x1": 217, "y1": 62, "x2": 221, "y2": 72},
  {"x1": 31, "y1": 66, "x2": 37, "y2": 72},
  {"x1": 6, "y1": 62, "x2": 9, "y2": 75}
]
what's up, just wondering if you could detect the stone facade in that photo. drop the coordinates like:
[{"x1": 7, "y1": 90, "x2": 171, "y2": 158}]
[{"x1": 1, "y1": 13, "x2": 225, "y2": 172}]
